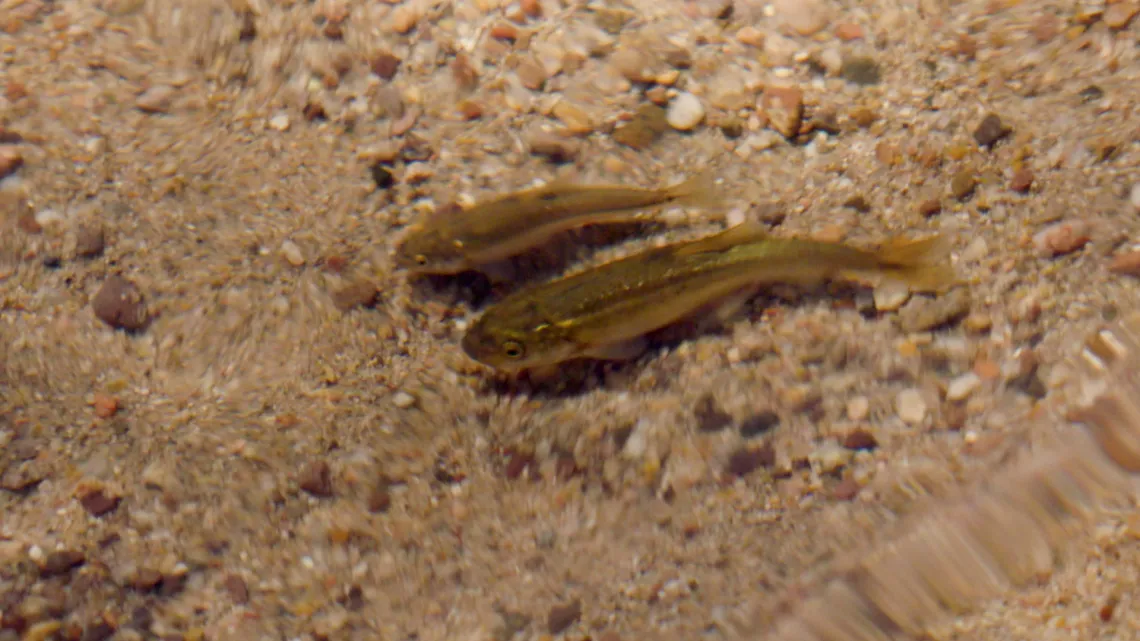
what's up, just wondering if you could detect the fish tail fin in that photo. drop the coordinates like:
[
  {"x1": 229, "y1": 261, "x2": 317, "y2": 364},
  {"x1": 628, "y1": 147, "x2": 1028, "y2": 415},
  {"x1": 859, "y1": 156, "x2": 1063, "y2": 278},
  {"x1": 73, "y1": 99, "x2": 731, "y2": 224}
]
[
  {"x1": 663, "y1": 171, "x2": 722, "y2": 209},
  {"x1": 873, "y1": 235, "x2": 960, "y2": 293}
]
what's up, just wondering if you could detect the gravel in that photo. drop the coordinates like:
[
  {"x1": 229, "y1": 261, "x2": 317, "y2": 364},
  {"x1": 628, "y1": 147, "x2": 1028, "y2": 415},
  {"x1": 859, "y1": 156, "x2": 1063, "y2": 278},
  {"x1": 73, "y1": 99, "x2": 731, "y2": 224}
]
[{"x1": 4, "y1": 1, "x2": 1140, "y2": 640}]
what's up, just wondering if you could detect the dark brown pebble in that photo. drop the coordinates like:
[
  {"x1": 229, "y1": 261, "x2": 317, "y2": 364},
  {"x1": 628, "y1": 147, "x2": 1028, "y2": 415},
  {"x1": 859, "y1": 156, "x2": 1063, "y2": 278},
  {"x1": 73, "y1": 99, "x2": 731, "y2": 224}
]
[
  {"x1": 0, "y1": 127, "x2": 23, "y2": 143},
  {"x1": 726, "y1": 443, "x2": 775, "y2": 477},
  {"x1": 75, "y1": 225, "x2": 106, "y2": 258},
  {"x1": 303, "y1": 101, "x2": 327, "y2": 121},
  {"x1": 224, "y1": 574, "x2": 250, "y2": 605},
  {"x1": 128, "y1": 568, "x2": 164, "y2": 592},
  {"x1": 840, "y1": 56, "x2": 881, "y2": 85},
  {"x1": 1079, "y1": 85, "x2": 1105, "y2": 103},
  {"x1": 370, "y1": 163, "x2": 394, "y2": 190},
  {"x1": 78, "y1": 488, "x2": 120, "y2": 517},
  {"x1": 611, "y1": 104, "x2": 668, "y2": 150},
  {"x1": 299, "y1": 461, "x2": 334, "y2": 497},
  {"x1": 1010, "y1": 168, "x2": 1034, "y2": 193},
  {"x1": 80, "y1": 621, "x2": 114, "y2": 641},
  {"x1": 972, "y1": 113, "x2": 1010, "y2": 148},
  {"x1": 129, "y1": 606, "x2": 153, "y2": 630},
  {"x1": 504, "y1": 449, "x2": 536, "y2": 480},
  {"x1": 367, "y1": 479, "x2": 392, "y2": 513},
  {"x1": 694, "y1": 394, "x2": 732, "y2": 432},
  {"x1": 546, "y1": 599, "x2": 582, "y2": 634},
  {"x1": 739, "y1": 410, "x2": 779, "y2": 438},
  {"x1": 91, "y1": 275, "x2": 149, "y2": 332},
  {"x1": 917, "y1": 198, "x2": 942, "y2": 217},
  {"x1": 331, "y1": 279, "x2": 379, "y2": 311},
  {"x1": 1099, "y1": 594, "x2": 1119, "y2": 622},
  {"x1": 370, "y1": 52, "x2": 401, "y2": 80},
  {"x1": 40, "y1": 550, "x2": 86, "y2": 577},
  {"x1": 158, "y1": 572, "x2": 186, "y2": 596},
  {"x1": 343, "y1": 584, "x2": 365, "y2": 611},
  {"x1": 843, "y1": 194, "x2": 871, "y2": 213},
  {"x1": 842, "y1": 429, "x2": 878, "y2": 451}
]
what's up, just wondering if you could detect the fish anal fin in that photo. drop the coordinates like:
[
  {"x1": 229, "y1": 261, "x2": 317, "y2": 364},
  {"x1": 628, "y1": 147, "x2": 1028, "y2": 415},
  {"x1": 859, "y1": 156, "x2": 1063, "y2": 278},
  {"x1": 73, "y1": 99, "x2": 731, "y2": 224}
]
[
  {"x1": 583, "y1": 336, "x2": 649, "y2": 362},
  {"x1": 673, "y1": 220, "x2": 770, "y2": 257}
]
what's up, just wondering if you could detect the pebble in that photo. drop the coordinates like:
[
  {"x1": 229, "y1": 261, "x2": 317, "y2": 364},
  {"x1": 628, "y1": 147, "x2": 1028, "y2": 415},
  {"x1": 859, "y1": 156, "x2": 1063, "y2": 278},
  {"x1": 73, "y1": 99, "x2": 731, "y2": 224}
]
[
  {"x1": 840, "y1": 56, "x2": 881, "y2": 85},
  {"x1": 1032, "y1": 220, "x2": 1090, "y2": 257},
  {"x1": 281, "y1": 240, "x2": 305, "y2": 266},
  {"x1": 547, "y1": 599, "x2": 582, "y2": 634},
  {"x1": 515, "y1": 58, "x2": 548, "y2": 90},
  {"x1": 612, "y1": 104, "x2": 668, "y2": 150},
  {"x1": 77, "y1": 485, "x2": 121, "y2": 516},
  {"x1": 666, "y1": 91, "x2": 705, "y2": 131},
  {"x1": 1109, "y1": 250, "x2": 1140, "y2": 275},
  {"x1": 774, "y1": 0, "x2": 830, "y2": 36},
  {"x1": 946, "y1": 372, "x2": 981, "y2": 402},
  {"x1": 76, "y1": 224, "x2": 106, "y2": 258},
  {"x1": 846, "y1": 396, "x2": 870, "y2": 421},
  {"x1": 39, "y1": 550, "x2": 86, "y2": 577},
  {"x1": 392, "y1": 391, "x2": 416, "y2": 409},
  {"x1": 551, "y1": 100, "x2": 595, "y2": 134},
  {"x1": 950, "y1": 170, "x2": 977, "y2": 201},
  {"x1": 92, "y1": 275, "x2": 149, "y2": 332},
  {"x1": 268, "y1": 112, "x2": 291, "y2": 131},
  {"x1": 895, "y1": 389, "x2": 927, "y2": 425},
  {"x1": 224, "y1": 575, "x2": 250, "y2": 605},
  {"x1": 387, "y1": 4, "x2": 419, "y2": 34},
  {"x1": 736, "y1": 25, "x2": 765, "y2": 48},
  {"x1": 528, "y1": 131, "x2": 578, "y2": 163},
  {"x1": 726, "y1": 443, "x2": 775, "y2": 476},
  {"x1": 1130, "y1": 183, "x2": 1140, "y2": 213},
  {"x1": 972, "y1": 113, "x2": 1010, "y2": 148},
  {"x1": 834, "y1": 22, "x2": 864, "y2": 41},
  {"x1": 917, "y1": 198, "x2": 942, "y2": 217},
  {"x1": 1104, "y1": 2, "x2": 1139, "y2": 29},
  {"x1": 136, "y1": 85, "x2": 176, "y2": 114},
  {"x1": 812, "y1": 442, "x2": 851, "y2": 473},
  {"x1": 898, "y1": 288, "x2": 971, "y2": 333},
  {"x1": 0, "y1": 145, "x2": 22, "y2": 179},
  {"x1": 842, "y1": 428, "x2": 877, "y2": 450},
  {"x1": 370, "y1": 51, "x2": 401, "y2": 80},
  {"x1": 1009, "y1": 168, "x2": 1034, "y2": 193},
  {"x1": 299, "y1": 460, "x2": 334, "y2": 497},
  {"x1": 873, "y1": 280, "x2": 911, "y2": 312},
  {"x1": 759, "y1": 85, "x2": 804, "y2": 138},
  {"x1": 739, "y1": 410, "x2": 779, "y2": 437}
]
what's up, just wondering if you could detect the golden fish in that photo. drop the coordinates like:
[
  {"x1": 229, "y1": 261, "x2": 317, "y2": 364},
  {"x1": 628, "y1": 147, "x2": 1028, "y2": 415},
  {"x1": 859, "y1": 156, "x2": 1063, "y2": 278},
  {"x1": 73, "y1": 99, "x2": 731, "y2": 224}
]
[
  {"x1": 461, "y1": 221, "x2": 959, "y2": 370},
  {"x1": 393, "y1": 173, "x2": 718, "y2": 275}
]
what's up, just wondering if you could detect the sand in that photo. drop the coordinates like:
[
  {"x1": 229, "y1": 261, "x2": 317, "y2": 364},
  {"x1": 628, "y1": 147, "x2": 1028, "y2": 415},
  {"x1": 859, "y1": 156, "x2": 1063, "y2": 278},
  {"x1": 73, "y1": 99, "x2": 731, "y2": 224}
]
[{"x1": 3, "y1": 0, "x2": 1140, "y2": 639}]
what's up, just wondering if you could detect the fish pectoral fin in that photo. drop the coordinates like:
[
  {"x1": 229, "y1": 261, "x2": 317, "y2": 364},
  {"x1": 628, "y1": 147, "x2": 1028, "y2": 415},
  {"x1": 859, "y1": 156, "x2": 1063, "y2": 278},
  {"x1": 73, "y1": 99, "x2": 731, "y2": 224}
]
[
  {"x1": 870, "y1": 234, "x2": 960, "y2": 293},
  {"x1": 582, "y1": 336, "x2": 650, "y2": 362},
  {"x1": 673, "y1": 220, "x2": 771, "y2": 257},
  {"x1": 663, "y1": 171, "x2": 723, "y2": 210}
]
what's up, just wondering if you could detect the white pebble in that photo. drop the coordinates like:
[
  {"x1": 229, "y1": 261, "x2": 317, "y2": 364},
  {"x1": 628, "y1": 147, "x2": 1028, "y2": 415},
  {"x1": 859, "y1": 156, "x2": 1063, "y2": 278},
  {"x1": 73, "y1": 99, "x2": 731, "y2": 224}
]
[
  {"x1": 1130, "y1": 183, "x2": 1140, "y2": 214},
  {"x1": 895, "y1": 388, "x2": 927, "y2": 425},
  {"x1": 269, "y1": 112, "x2": 291, "y2": 131},
  {"x1": 280, "y1": 240, "x2": 305, "y2": 266},
  {"x1": 946, "y1": 372, "x2": 981, "y2": 402},
  {"x1": 846, "y1": 396, "x2": 870, "y2": 421},
  {"x1": 392, "y1": 391, "x2": 416, "y2": 409},
  {"x1": 666, "y1": 91, "x2": 705, "y2": 131},
  {"x1": 873, "y1": 280, "x2": 911, "y2": 312}
]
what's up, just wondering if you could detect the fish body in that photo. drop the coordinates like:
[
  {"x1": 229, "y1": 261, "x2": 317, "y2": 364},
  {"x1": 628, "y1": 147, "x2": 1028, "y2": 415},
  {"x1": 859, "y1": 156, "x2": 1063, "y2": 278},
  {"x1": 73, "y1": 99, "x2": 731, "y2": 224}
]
[
  {"x1": 393, "y1": 173, "x2": 717, "y2": 274},
  {"x1": 461, "y1": 222, "x2": 958, "y2": 370}
]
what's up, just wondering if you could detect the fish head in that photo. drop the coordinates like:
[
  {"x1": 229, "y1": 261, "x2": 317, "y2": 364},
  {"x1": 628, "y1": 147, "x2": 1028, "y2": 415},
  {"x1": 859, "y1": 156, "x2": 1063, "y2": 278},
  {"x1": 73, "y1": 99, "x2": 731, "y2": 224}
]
[
  {"x1": 392, "y1": 209, "x2": 469, "y2": 274},
  {"x1": 461, "y1": 304, "x2": 579, "y2": 371}
]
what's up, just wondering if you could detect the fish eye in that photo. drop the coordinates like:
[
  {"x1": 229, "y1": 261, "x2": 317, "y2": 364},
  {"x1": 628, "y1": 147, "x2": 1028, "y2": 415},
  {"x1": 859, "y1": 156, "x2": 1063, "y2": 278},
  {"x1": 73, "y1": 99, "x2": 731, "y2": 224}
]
[
  {"x1": 414, "y1": 254, "x2": 428, "y2": 266},
  {"x1": 502, "y1": 340, "x2": 525, "y2": 360}
]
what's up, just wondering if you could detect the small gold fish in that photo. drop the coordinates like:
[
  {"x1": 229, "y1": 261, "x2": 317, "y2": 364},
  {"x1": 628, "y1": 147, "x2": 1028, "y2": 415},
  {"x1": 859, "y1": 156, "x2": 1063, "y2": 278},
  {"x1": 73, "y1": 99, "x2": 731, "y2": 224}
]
[
  {"x1": 461, "y1": 221, "x2": 959, "y2": 371},
  {"x1": 393, "y1": 173, "x2": 718, "y2": 275}
]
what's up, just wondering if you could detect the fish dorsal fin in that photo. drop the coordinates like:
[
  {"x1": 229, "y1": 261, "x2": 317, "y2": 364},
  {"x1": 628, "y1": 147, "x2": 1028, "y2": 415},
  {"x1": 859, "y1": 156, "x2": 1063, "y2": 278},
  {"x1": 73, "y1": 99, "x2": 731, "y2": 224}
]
[{"x1": 673, "y1": 220, "x2": 770, "y2": 257}]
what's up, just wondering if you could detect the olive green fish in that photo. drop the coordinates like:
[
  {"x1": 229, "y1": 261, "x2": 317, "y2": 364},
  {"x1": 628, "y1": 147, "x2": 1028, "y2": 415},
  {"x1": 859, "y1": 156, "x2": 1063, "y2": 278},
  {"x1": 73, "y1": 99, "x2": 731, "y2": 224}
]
[
  {"x1": 393, "y1": 173, "x2": 718, "y2": 275},
  {"x1": 461, "y1": 221, "x2": 959, "y2": 371}
]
